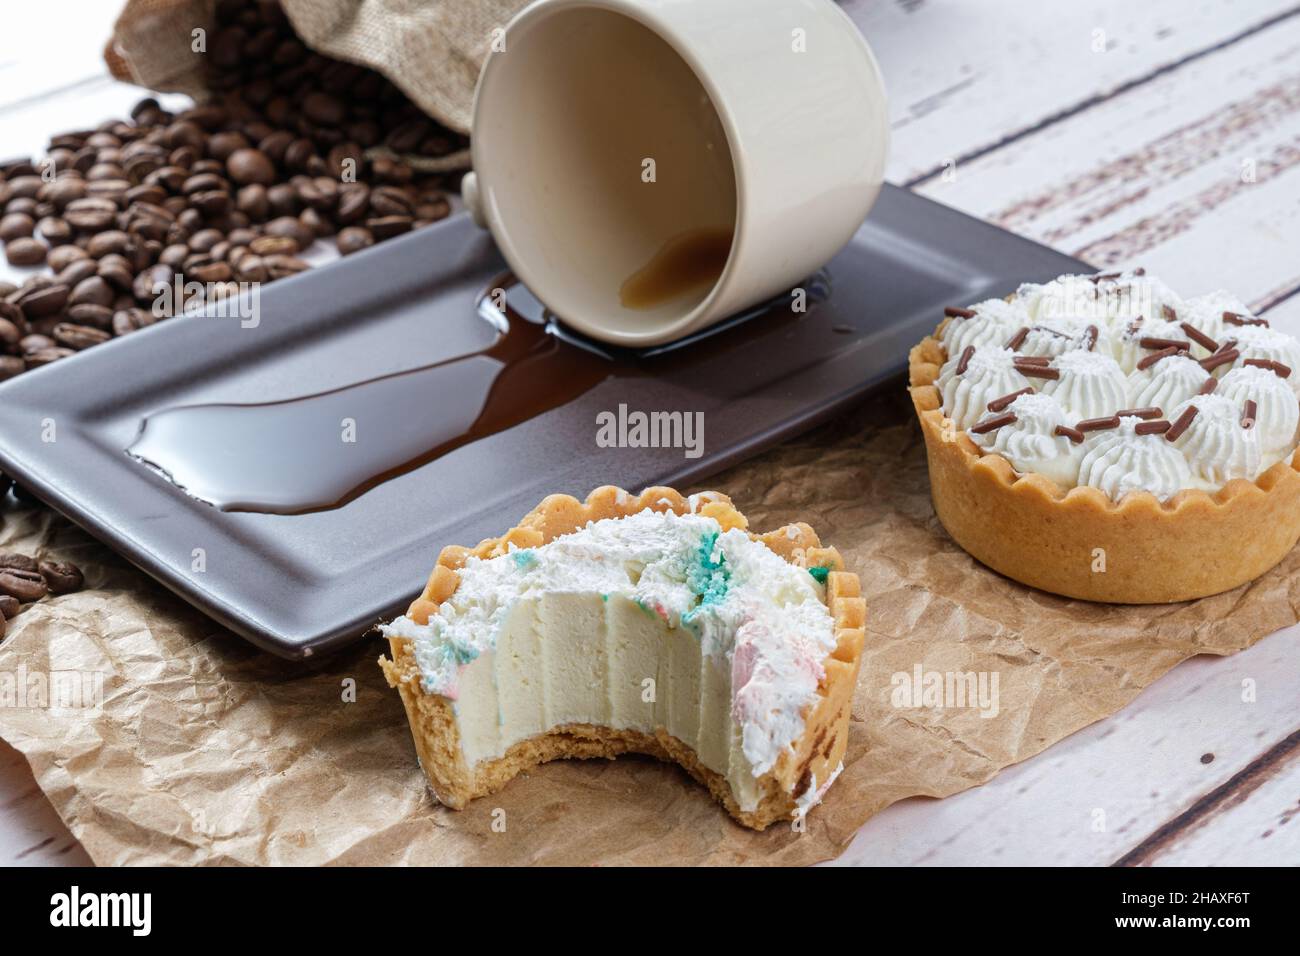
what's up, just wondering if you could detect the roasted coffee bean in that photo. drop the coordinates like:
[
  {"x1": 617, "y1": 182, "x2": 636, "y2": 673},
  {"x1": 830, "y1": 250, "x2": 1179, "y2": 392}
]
[
  {"x1": 0, "y1": 594, "x2": 19, "y2": 619},
  {"x1": 25, "y1": 346, "x2": 74, "y2": 368},
  {"x1": 336, "y1": 184, "x2": 369, "y2": 224},
  {"x1": 17, "y1": 283, "x2": 68, "y2": 317},
  {"x1": 283, "y1": 137, "x2": 316, "y2": 171},
  {"x1": 0, "y1": 567, "x2": 48, "y2": 602},
  {"x1": 264, "y1": 215, "x2": 314, "y2": 249},
  {"x1": 0, "y1": 552, "x2": 39, "y2": 573},
  {"x1": 134, "y1": 264, "x2": 173, "y2": 303},
  {"x1": 208, "y1": 130, "x2": 249, "y2": 161},
  {"x1": 5, "y1": 236, "x2": 46, "y2": 266},
  {"x1": 64, "y1": 197, "x2": 118, "y2": 231},
  {"x1": 263, "y1": 254, "x2": 309, "y2": 278},
  {"x1": 19, "y1": 334, "x2": 53, "y2": 355},
  {"x1": 227, "y1": 147, "x2": 275, "y2": 185},
  {"x1": 36, "y1": 216, "x2": 72, "y2": 245},
  {"x1": 6, "y1": 176, "x2": 43, "y2": 199},
  {"x1": 69, "y1": 275, "x2": 114, "y2": 308},
  {"x1": 0, "y1": 212, "x2": 34, "y2": 240},
  {"x1": 0, "y1": 355, "x2": 24, "y2": 381},
  {"x1": 190, "y1": 189, "x2": 231, "y2": 217},
  {"x1": 0, "y1": 316, "x2": 20, "y2": 349},
  {"x1": 86, "y1": 229, "x2": 130, "y2": 258},
  {"x1": 236, "y1": 183, "x2": 269, "y2": 219},
  {"x1": 67, "y1": 303, "x2": 114, "y2": 330},
  {"x1": 52, "y1": 322, "x2": 111, "y2": 350},
  {"x1": 366, "y1": 215, "x2": 412, "y2": 240},
  {"x1": 57, "y1": 259, "x2": 100, "y2": 287},
  {"x1": 417, "y1": 194, "x2": 451, "y2": 222},
  {"x1": 158, "y1": 243, "x2": 190, "y2": 268},
  {"x1": 302, "y1": 91, "x2": 346, "y2": 126},
  {"x1": 39, "y1": 559, "x2": 84, "y2": 595},
  {"x1": 300, "y1": 207, "x2": 334, "y2": 238},
  {"x1": 47, "y1": 244, "x2": 88, "y2": 272},
  {"x1": 98, "y1": 253, "x2": 135, "y2": 290},
  {"x1": 234, "y1": 254, "x2": 268, "y2": 283},
  {"x1": 369, "y1": 185, "x2": 414, "y2": 217},
  {"x1": 112, "y1": 307, "x2": 155, "y2": 335},
  {"x1": 188, "y1": 228, "x2": 224, "y2": 253},
  {"x1": 336, "y1": 226, "x2": 374, "y2": 256},
  {"x1": 191, "y1": 261, "x2": 234, "y2": 283},
  {"x1": 39, "y1": 177, "x2": 88, "y2": 209},
  {"x1": 249, "y1": 234, "x2": 298, "y2": 256}
]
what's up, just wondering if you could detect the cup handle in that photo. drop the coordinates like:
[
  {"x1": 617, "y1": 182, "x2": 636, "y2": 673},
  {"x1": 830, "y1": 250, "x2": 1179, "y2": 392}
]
[{"x1": 461, "y1": 172, "x2": 487, "y2": 229}]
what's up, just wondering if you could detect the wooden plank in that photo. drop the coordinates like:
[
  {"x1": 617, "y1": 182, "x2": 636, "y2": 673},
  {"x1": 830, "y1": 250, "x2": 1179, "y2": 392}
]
[
  {"x1": 1125, "y1": 731, "x2": 1300, "y2": 865},
  {"x1": 830, "y1": 623, "x2": 1300, "y2": 865},
  {"x1": 843, "y1": 0, "x2": 1300, "y2": 184},
  {"x1": 0, "y1": 740, "x2": 90, "y2": 866},
  {"x1": 909, "y1": 11, "x2": 1300, "y2": 327}
]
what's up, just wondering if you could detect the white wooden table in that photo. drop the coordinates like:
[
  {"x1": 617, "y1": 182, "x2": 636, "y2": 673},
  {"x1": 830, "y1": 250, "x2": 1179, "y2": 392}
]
[{"x1": 2, "y1": 0, "x2": 1298, "y2": 866}]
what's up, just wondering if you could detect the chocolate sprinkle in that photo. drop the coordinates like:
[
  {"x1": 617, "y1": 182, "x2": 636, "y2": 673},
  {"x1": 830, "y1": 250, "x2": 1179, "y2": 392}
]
[
  {"x1": 1179, "y1": 322, "x2": 1219, "y2": 352},
  {"x1": 1165, "y1": 405, "x2": 1198, "y2": 442},
  {"x1": 1198, "y1": 377, "x2": 1218, "y2": 395},
  {"x1": 1116, "y1": 407, "x2": 1163, "y2": 420},
  {"x1": 1054, "y1": 424, "x2": 1085, "y2": 444},
  {"x1": 970, "y1": 412, "x2": 1017, "y2": 435},
  {"x1": 1015, "y1": 364, "x2": 1060, "y2": 380},
  {"x1": 1243, "y1": 357, "x2": 1292, "y2": 378},
  {"x1": 1162, "y1": 304, "x2": 1178, "y2": 321},
  {"x1": 1223, "y1": 311, "x2": 1267, "y2": 328},
  {"x1": 1242, "y1": 399, "x2": 1257, "y2": 430},
  {"x1": 944, "y1": 306, "x2": 977, "y2": 319},
  {"x1": 987, "y1": 386, "x2": 1034, "y2": 412},
  {"x1": 1137, "y1": 346, "x2": 1182, "y2": 371},
  {"x1": 1199, "y1": 348, "x2": 1239, "y2": 372},
  {"x1": 1135, "y1": 419, "x2": 1172, "y2": 435},
  {"x1": 955, "y1": 345, "x2": 975, "y2": 375},
  {"x1": 1139, "y1": 336, "x2": 1190, "y2": 351},
  {"x1": 1077, "y1": 415, "x2": 1121, "y2": 432},
  {"x1": 1013, "y1": 355, "x2": 1051, "y2": 366},
  {"x1": 1005, "y1": 326, "x2": 1030, "y2": 350},
  {"x1": 1082, "y1": 325, "x2": 1099, "y2": 351}
]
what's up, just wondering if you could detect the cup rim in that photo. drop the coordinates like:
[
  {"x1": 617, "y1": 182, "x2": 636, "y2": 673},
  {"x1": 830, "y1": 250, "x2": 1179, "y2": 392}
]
[{"x1": 470, "y1": 0, "x2": 748, "y2": 347}]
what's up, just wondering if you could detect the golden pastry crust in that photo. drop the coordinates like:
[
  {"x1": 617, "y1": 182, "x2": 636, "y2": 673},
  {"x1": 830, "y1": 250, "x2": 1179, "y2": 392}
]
[
  {"x1": 379, "y1": 485, "x2": 865, "y2": 830},
  {"x1": 910, "y1": 329, "x2": 1300, "y2": 603}
]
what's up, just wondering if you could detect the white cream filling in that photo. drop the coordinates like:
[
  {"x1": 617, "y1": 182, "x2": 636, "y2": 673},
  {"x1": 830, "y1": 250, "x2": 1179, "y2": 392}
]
[{"x1": 383, "y1": 510, "x2": 837, "y2": 807}]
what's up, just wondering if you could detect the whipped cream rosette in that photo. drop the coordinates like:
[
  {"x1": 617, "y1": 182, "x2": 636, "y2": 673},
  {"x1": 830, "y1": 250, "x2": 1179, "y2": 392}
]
[
  {"x1": 969, "y1": 391, "x2": 1086, "y2": 486},
  {"x1": 1216, "y1": 364, "x2": 1299, "y2": 457},
  {"x1": 1112, "y1": 315, "x2": 1202, "y2": 372},
  {"x1": 1076, "y1": 413, "x2": 1194, "y2": 501},
  {"x1": 1012, "y1": 317, "x2": 1114, "y2": 359},
  {"x1": 1164, "y1": 394, "x2": 1262, "y2": 488},
  {"x1": 936, "y1": 346, "x2": 1030, "y2": 430},
  {"x1": 1178, "y1": 290, "x2": 1254, "y2": 344},
  {"x1": 1226, "y1": 323, "x2": 1300, "y2": 392},
  {"x1": 1037, "y1": 349, "x2": 1129, "y2": 420},
  {"x1": 1126, "y1": 352, "x2": 1211, "y2": 411},
  {"x1": 938, "y1": 298, "x2": 1031, "y2": 355}
]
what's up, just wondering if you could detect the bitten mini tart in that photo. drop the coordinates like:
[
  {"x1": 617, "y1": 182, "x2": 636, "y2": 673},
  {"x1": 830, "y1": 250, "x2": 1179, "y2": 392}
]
[
  {"x1": 909, "y1": 271, "x2": 1300, "y2": 603},
  {"x1": 379, "y1": 486, "x2": 865, "y2": 830}
]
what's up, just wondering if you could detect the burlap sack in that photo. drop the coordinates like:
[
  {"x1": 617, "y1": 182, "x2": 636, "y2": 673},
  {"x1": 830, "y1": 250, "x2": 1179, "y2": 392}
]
[{"x1": 104, "y1": 0, "x2": 530, "y2": 135}]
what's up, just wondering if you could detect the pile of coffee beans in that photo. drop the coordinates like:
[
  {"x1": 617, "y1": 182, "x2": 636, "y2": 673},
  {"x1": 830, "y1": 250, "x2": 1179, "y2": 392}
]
[
  {"x1": 0, "y1": 0, "x2": 463, "y2": 382},
  {"x1": 0, "y1": 550, "x2": 84, "y2": 639}
]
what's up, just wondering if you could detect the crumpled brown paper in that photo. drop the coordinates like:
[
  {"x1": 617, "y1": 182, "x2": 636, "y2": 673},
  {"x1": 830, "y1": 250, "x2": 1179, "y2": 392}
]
[{"x1": 1, "y1": 389, "x2": 1294, "y2": 865}]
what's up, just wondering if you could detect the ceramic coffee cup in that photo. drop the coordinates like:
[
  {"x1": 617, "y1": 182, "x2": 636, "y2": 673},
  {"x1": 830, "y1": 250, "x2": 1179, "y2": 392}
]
[{"x1": 461, "y1": 0, "x2": 890, "y2": 347}]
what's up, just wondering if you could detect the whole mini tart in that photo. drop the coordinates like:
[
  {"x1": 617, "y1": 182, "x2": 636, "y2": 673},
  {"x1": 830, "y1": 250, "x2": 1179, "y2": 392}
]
[
  {"x1": 909, "y1": 271, "x2": 1300, "y2": 603},
  {"x1": 379, "y1": 486, "x2": 865, "y2": 830}
]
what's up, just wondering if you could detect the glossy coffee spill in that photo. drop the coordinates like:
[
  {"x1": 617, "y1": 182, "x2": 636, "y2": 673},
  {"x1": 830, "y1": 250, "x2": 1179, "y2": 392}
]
[
  {"x1": 126, "y1": 279, "x2": 611, "y2": 514},
  {"x1": 125, "y1": 270, "x2": 823, "y2": 515},
  {"x1": 619, "y1": 227, "x2": 733, "y2": 310}
]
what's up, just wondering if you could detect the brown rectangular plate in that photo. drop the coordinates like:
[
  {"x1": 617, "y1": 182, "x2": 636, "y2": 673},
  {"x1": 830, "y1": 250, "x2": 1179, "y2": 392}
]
[{"x1": 0, "y1": 186, "x2": 1086, "y2": 658}]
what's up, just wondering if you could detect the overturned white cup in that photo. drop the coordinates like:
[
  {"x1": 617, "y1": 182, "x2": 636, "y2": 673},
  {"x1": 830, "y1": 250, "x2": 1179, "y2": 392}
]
[{"x1": 462, "y1": 0, "x2": 889, "y2": 347}]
